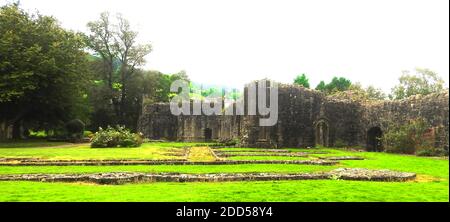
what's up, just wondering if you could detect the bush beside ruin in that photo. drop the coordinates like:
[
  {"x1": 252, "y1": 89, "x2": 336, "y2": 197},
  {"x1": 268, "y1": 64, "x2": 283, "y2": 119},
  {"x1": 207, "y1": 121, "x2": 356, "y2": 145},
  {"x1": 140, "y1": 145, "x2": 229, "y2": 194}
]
[{"x1": 91, "y1": 126, "x2": 143, "y2": 148}]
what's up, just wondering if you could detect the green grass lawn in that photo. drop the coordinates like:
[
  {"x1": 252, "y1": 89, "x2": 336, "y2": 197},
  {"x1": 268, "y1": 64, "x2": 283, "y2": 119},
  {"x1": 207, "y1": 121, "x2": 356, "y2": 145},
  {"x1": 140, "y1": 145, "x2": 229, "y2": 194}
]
[
  {"x1": 0, "y1": 141, "x2": 448, "y2": 202},
  {"x1": 310, "y1": 149, "x2": 449, "y2": 179},
  {"x1": 0, "y1": 140, "x2": 69, "y2": 148},
  {"x1": 0, "y1": 164, "x2": 335, "y2": 175},
  {"x1": 0, "y1": 180, "x2": 446, "y2": 202},
  {"x1": 227, "y1": 156, "x2": 311, "y2": 161},
  {"x1": 0, "y1": 142, "x2": 187, "y2": 160}
]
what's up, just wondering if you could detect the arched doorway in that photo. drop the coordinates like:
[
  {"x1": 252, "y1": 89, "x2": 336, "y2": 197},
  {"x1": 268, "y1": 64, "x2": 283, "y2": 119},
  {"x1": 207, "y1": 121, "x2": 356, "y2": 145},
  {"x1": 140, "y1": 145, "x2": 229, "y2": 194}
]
[
  {"x1": 367, "y1": 127, "x2": 383, "y2": 152},
  {"x1": 204, "y1": 128, "x2": 212, "y2": 142},
  {"x1": 315, "y1": 120, "x2": 329, "y2": 147}
]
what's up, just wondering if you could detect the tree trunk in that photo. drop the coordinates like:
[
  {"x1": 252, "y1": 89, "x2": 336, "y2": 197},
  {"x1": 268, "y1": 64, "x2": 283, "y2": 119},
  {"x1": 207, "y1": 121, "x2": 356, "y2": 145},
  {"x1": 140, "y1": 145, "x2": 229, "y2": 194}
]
[
  {"x1": 7, "y1": 109, "x2": 28, "y2": 140},
  {"x1": 0, "y1": 121, "x2": 8, "y2": 140},
  {"x1": 12, "y1": 121, "x2": 22, "y2": 140}
]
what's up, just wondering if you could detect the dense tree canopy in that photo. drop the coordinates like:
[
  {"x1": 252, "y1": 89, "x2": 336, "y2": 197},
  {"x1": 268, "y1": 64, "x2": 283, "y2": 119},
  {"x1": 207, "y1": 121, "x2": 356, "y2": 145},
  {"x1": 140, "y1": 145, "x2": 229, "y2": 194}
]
[{"x1": 0, "y1": 4, "x2": 90, "y2": 138}]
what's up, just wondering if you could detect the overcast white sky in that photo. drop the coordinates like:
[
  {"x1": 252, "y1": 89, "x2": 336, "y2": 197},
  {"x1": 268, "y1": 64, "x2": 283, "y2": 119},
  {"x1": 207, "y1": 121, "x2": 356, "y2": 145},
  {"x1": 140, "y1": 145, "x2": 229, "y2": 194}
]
[{"x1": 9, "y1": 0, "x2": 450, "y2": 92}]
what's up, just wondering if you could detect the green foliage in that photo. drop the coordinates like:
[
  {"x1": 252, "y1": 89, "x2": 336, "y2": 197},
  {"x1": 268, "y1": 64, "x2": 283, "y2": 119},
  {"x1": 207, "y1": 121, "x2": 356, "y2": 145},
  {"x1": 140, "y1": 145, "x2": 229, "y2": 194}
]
[
  {"x1": 188, "y1": 83, "x2": 242, "y2": 101},
  {"x1": 85, "y1": 12, "x2": 152, "y2": 129},
  {"x1": 0, "y1": 4, "x2": 91, "y2": 135},
  {"x1": 334, "y1": 139, "x2": 347, "y2": 148},
  {"x1": 365, "y1": 86, "x2": 387, "y2": 100},
  {"x1": 390, "y1": 68, "x2": 445, "y2": 100},
  {"x1": 315, "y1": 77, "x2": 352, "y2": 95},
  {"x1": 65, "y1": 119, "x2": 85, "y2": 140},
  {"x1": 315, "y1": 81, "x2": 326, "y2": 92},
  {"x1": 83, "y1": 131, "x2": 94, "y2": 139},
  {"x1": 91, "y1": 126, "x2": 143, "y2": 148},
  {"x1": 332, "y1": 83, "x2": 386, "y2": 101},
  {"x1": 27, "y1": 130, "x2": 47, "y2": 139},
  {"x1": 383, "y1": 118, "x2": 433, "y2": 154},
  {"x1": 141, "y1": 70, "x2": 190, "y2": 104},
  {"x1": 328, "y1": 77, "x2": 352, "y2": 93},
  {"x1": 416, "y1": 148, "x2": 447, "y2": 157},
  {"x1": 293, "y1": 74, "x2": 310, "y2": 88},
  {"x1": 323, "y1": 82, "x2": 387, "y2": 102}
]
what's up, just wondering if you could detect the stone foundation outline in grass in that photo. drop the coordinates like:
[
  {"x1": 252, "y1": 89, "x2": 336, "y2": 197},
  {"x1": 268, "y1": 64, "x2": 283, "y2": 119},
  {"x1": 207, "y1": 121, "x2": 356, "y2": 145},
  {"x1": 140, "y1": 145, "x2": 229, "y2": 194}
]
[
  {"x1": 318, "y1": 156, "x2": 365, "y2": 160},
  {"x1": 0, "y1": 168, "x2": 416, "y2": 185},
  {"x1": 0, "y1": 159, "x2": 338, "y2": 166},
  {"x1": 214, "y1": 152, "x2": 309, "y2": 157}
]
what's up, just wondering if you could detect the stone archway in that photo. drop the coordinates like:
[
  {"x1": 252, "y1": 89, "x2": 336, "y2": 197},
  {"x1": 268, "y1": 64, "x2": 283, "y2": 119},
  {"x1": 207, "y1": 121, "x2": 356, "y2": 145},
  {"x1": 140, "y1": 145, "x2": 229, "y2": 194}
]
[
  {"x1": 315, "y1": 119, "x2": 330, "y2": 147},
  {"x1": 367, "y1": 127, "x2": 383, "y2": 152},
  {"x1": 204, "y1": 128, "x2": 212, "y2": 142}
]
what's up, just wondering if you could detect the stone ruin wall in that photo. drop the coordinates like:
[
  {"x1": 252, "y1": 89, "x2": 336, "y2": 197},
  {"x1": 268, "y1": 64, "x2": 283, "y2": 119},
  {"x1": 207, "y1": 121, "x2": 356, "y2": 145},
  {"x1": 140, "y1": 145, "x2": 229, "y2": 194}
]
[
  {"x1": 138, "y1": 103, "x2": 178, "y2": 140},
  {"x1": 138, "y1": 83, "x2": 449, "y2": 151},
  {"x1": 361, "y1": 91, "x2": 449, "y2": 150},
  {"x1": 138, "y1": 102, "x2": 243, "y2": 142}
]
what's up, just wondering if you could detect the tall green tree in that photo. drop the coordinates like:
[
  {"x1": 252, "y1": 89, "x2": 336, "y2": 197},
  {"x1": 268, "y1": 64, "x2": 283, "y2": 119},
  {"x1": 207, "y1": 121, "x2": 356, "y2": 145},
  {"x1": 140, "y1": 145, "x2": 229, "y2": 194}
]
[
  {"x1": 86, "y1": 12, "x2": 152, "y2": 127},
  {"x1": 0, "y1": 4, "x2": 90, "y2": 139},
  {"x1": 293, "y1": 73, "x2": 310, "y2": 88},
  {"x1": 390, "y1": 68, "x2": 445, "y2": 100}
]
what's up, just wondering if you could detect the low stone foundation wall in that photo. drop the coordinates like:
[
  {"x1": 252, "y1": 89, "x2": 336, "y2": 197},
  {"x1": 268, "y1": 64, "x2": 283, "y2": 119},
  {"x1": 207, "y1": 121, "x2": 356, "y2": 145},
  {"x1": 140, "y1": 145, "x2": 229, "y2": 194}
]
[
  {"x1": 214, "y1": 152, "x2": 309, "y2": 157},
  {"x1": 214, "y1": 149, "x2": 291, "y2": 153},
  {"x1": 0, "y1": 168, "x2": 416, "y2": 185},
  {"x1": 318, "y1": 156, "x2": 365, "y2": 160},
  {"x1": 0, "y1": 158, "x2": 337, "y2": 166},
  {"x1": 330, "y1": 168, "x2": 416, "y2": 181}
]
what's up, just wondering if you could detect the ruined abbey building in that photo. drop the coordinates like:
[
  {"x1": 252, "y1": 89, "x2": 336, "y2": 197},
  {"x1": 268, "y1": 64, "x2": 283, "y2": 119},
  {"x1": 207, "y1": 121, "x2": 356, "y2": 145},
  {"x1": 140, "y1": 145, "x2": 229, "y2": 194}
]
[{"x1": 138, "y1": 80, "x2": 449, "y2": 152}]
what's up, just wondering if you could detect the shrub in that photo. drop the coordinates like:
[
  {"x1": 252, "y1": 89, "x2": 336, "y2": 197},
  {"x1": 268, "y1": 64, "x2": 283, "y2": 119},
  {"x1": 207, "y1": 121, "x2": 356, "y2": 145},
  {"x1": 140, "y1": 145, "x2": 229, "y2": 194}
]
[
  {"x1": 83, "y1": 130, "x2": 94, "y2": 139},
  {"x1": 334, "y1": 139, "x2": 347, "y2": 148},
  {"x1": 28, "y1": 130, "x2": 47, "y2": 139},
  {"x1": 383, "y1": 118, "x2": 433, "y2": 154},
  {"x1": 416, "y1": 148, "x2": 446, "y2": 157},
  {"x1": 66, "y1": 119, "x2": 85, "y2": 140},
  {"x1": 91, "y1": 126, "x2": 143, "y2": 148}
]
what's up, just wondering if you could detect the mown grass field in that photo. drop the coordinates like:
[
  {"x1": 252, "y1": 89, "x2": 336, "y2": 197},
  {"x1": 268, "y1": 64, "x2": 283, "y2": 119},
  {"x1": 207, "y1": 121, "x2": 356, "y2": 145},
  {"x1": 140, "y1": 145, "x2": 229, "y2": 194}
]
[
  {"x1": 0, "y1": 142, "x2": 197, "y2": 160},
  {"x1": 0, "y1": 141, "x2": 448, "y2": 202}
]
